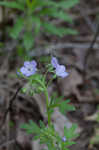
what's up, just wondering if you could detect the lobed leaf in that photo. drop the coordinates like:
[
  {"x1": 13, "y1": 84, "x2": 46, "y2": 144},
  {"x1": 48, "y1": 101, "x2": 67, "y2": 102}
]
[
  {"x1": 59, "y1": 100, "x2": 75, "y2": 114},
  {"x1": 0, "y1": 1, "x2": 24, "y2": 10},
  {"x1": 21, "y1": 120, "x2": 40, "y2": 134}
]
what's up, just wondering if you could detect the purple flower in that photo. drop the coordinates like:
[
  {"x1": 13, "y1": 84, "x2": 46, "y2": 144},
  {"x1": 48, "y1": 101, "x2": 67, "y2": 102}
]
[
  {"x1": 55, "y1": 65, "x2": 69, "y2": 78},
  {"x1": 62, "y1": 136, "x2": 67, "y2": 142},
  {"x1": 51, "y1": 57, "x2": 69, "y2": 78},
  {"x1": 51, "y1": 57, "x2": 59, "y2": 68},
  {"x1": 20, "y1": 60, "x2": 37, "y2": 77}
]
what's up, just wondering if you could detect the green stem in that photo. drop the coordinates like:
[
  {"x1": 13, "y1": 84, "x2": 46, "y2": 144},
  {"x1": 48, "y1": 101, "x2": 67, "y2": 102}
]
[
  {"x1": 44, "y1": 87, "x2": 51, "y2": 126},
  {"x1": 32, "y1": 79, "x2": 51, "y2": 126}
]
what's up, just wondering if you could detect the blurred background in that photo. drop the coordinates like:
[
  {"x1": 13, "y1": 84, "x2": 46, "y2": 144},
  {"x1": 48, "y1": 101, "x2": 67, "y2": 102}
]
[{"x1": 0, "y1": 0, "x2": 99, "y2": 150}]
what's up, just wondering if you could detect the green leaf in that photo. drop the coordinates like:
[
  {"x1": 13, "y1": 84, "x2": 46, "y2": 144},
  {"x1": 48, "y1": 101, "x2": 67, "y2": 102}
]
[
  {"x1": 21, "y1": 87, "x2": 27, "y2": 93},
  {"x1": 39, "y1": 56, "x2": 51, "y2": 63},
  {"x1": 32, "y1": 16, "x2": 41, "y2": 35},
  {"x1": 64, "y1": 124, "x2": 78, "y2": 139},
  {"x1": 0, "y1": 1, "x2": 24, "y2": 10},
  {"x1": 51, "y1": 11, "x2": 73, "y2": 23},
  {"x1": 16, "y1": 0, "x2": 26, "y2": 5},
  {"x1": 42, "y1": 22, "x2": 77, "y2": 36},
  {"x1": 59, "y1": 100, "x2": 75, "y2": 114},
  {"x1": 27, "y1": 0, "x2": 46, "y2": 11},
  {"x1": 64, "y1": 140, "x2": 76, "y2": 147},
  {"x1": 30, "y1": 74, "x2": 44, "y2": 83},
  {"x1": 39, "y1": 120, "x2": 46, "y2": 128},
  {"x1": 17, "y1": 46, "x2": 25, "y2": 57},
  {"x1": 42, "y1": 22, "x2": 62, "y2": 36},
  {"x1": 47, "y1": 142, "x2": 56, "y2": 150},
  {"x1": 10, "y1": 17, "x2": 24, "y2": 39},
  {"x1": 33, "y1": 135, "x2": 40, "y2": 140},
  {"x1": 62, "y1": 28, "x2": 78, "y2": 35},
  {"x1": 35, "y1": 21, "x2": 41, "y2": 35},
  {"x1": 20, "y1": 120, "x2": 40, "y2": 134},
  {"x1": 55, "y1": 0, "x2": 79, "y2": 9},
  {"x1": 48, "y1": 107, "x2": 54, "y2": 116},
  {"x1": 23, "y1": 31, "x2": 34, "y2": 50},
  {"x1": 50, "y1": 93, "x2": 58, "y2": 106},
  {"x1": 42, "y1": 8, "x2": 72, "y2": 23}
]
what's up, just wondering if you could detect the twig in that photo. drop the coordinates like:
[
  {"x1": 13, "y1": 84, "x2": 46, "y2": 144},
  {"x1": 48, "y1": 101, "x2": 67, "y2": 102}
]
[
  {"x1": 84, "y1": 23, "x2": 99, "y2": 73},
  {"x1": 28, "y1": 42, "x2": 99, "y2": 57},
  {"x1": 0, "y1": 86, "x2": 22, "y2": 129}
]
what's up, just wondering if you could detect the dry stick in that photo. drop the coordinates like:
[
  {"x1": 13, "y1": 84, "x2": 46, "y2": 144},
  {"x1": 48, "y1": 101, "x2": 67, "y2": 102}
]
[
  {"x1": 84, "y1": 23, "x2": 99, "y2": 75},
  {"x1": 0, "y1": 86, "x2": 22, "y2": 129}
]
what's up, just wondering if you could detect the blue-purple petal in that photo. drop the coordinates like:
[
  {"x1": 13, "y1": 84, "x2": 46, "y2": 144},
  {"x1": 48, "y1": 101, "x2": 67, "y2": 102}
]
[
  {"x1": 24, "y1": 61, "x2": 30, "y2": 67},
  {"x1": 55, "y1": 65, "x2": 69, "y2": 78},
  {"x1": 51, "y1": 57, "x2": 59, "y2": 68},
  {"x1": 31, "y1": 60, "x2": 37, "y2": 67},
  {"x1": 62, "y1": 136, "x2": 67, "y2": 142},
  {"x1": 20, "y1": 60, "x2": 37, "y2": 77}
]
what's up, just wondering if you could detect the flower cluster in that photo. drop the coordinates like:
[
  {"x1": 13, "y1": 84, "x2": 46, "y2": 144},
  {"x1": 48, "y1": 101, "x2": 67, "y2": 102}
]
[
  {"x1": 20, "y1": 57, "x2": 69, "y2": 78},
  {"x1": 51, "y1": 57, "x2": 69, "y2": 78}
]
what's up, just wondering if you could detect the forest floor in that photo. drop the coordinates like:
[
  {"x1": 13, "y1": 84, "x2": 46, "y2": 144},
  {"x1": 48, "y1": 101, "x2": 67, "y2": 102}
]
[{"x1": 0, "y1": 0, "x2": 99, "y2": 150}]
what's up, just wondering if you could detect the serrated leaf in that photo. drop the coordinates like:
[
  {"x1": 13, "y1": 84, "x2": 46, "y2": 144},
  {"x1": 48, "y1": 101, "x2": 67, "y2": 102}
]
[
  {"x1": 59, "y1": 100, "x2": 75, "y2": 114},
  {"x1": 0, "y1": 1, "x2": 24, "y2": 10},
  {"x1": 10, "y1": 17, "x2": 24, "y2": 39},
  {"x1": 20, "y1": 120, "x2": 40, "y2": 134}
]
